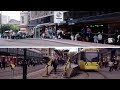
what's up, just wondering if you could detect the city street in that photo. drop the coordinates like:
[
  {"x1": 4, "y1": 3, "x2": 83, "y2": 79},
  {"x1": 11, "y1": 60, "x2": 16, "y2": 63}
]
[
  {"x1": 71, "y1": 67, "x2": 120, "y2": 79},
  {"x1": 1, "y1": 63, "x2": 120, "y2": 79},
  {"x1": 0, "y1": 38, "x2": 119, "y2": 47},
  {"x1": 19, "y1": 66, "x2": 120, "y2": 79},
  {"x1": 0, "y1": 64, "x2": 45, "y2": 79}
]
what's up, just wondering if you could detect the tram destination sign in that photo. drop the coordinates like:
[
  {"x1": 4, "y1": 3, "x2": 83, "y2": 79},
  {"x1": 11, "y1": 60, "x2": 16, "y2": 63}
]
[{"x1": 84, "y1": 49, "x2": 99, "y2": 52}]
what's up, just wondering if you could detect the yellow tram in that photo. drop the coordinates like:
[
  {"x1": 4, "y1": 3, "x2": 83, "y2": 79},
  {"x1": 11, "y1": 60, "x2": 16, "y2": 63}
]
[{"x1": 74, "y1": 48, "x2": 100, "y2": 71}]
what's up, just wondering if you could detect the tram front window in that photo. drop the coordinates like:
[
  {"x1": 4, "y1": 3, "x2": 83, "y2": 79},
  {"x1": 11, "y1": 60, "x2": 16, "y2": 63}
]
[{"x1": 85, "y1": 52, "x2": 98, "y2": 62}]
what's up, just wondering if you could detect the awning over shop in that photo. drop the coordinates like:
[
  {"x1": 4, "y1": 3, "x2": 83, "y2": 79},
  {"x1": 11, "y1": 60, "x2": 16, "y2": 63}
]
[
  {"x1": 36, "y1": 23, "x2": 56, "y2": 27},
  {"x1": 67, "y1": 12, "x2": 120, "y2": 25}
]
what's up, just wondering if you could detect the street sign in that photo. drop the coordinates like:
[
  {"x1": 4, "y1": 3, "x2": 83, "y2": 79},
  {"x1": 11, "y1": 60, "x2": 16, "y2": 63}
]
[{"x1": 54, "y1": 11, "x2": 64, "y2": 24}]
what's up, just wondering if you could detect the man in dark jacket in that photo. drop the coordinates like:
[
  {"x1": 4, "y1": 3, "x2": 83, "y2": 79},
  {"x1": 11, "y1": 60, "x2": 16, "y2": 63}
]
[
  {"x1": 2, "y1": 60, "x2": 6, "y2": 70},
  {"x1": 51, "y1": 55, "x2": 59, "y2": 74},
  {"x1": 0, "y1": 60, "x2": 2, "y2": 69}
]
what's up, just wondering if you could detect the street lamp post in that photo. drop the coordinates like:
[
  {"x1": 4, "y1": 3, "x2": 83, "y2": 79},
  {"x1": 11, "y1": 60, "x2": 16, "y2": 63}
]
[{"x1": 23, "y1": 48, "x2": 27, "y2": 79}]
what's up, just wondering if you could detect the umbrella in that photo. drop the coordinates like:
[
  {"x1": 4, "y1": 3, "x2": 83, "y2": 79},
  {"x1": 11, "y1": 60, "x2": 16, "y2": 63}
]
[{"x1": 54, "y1": 50, "x2": 62, "y2": 56}]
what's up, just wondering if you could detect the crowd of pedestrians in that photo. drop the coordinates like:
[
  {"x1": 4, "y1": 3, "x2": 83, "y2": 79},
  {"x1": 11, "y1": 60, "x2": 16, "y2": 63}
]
[
  {"x1": 100, "y1": 59, "x2": 120, "y2": 72},
  {"x1": 0, "y1": 31, "x2": 34, "y2": 39}
]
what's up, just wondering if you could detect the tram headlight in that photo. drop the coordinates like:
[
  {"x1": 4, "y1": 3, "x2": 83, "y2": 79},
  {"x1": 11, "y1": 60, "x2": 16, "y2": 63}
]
[{"x1": 85, "y1": 62, "x2": 88, "y2": 65}]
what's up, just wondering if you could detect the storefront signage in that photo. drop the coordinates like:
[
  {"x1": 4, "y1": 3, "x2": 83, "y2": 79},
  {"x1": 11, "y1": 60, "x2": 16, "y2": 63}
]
[{"x1": 54, "y1": 11, "x2": 63, "y2": 24}]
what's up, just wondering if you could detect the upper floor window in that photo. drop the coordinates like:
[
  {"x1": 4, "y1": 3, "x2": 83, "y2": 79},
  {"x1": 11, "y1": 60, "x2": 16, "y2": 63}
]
[{"x1": 21, "y1": 16, "x2": 24, "y2": 24}]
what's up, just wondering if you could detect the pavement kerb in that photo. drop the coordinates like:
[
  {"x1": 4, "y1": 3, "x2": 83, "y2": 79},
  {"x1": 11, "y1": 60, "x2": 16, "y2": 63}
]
[
  {"x1": 42, "y1": 39, "x2": 118, "y2": 47},
  {"x1": 2, "y1": 38, "x2": 119, "y2": 47},
  {"x1": 42, "y1": 39, "x2": 92, "y2": 47}
]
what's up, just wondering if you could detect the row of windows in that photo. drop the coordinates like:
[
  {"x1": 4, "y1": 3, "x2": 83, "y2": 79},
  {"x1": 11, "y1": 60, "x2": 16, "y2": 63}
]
[
  {"x1": 0, "y1": 48, "x2": 42, "y2": 57},
  {"x1": 30, "y1": 11, "x2": 54, "y2": 19},
  {"x1": 29, "y1": 16, "x2": 53, "y2": 25},
  {"x1": 64, "y1": 11, "x2": 117, "y2": 20},
  {"x1": 29, "y1": 11, "x2": 117, "y2": 25}
]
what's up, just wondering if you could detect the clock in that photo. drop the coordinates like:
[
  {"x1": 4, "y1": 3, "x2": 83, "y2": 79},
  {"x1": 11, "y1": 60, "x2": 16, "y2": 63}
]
[{"x1": 56, "y1": 12, "x2": 62, "y2": 17}]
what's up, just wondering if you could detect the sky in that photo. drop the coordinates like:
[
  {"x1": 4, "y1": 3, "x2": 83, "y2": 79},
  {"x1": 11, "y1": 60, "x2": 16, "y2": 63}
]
[
  {"x1": 0, "y1": 11, "x2": 20, "y2": 21},
  {"x1": 55, "y1": 47, "x2": 78, "y2": 52}
]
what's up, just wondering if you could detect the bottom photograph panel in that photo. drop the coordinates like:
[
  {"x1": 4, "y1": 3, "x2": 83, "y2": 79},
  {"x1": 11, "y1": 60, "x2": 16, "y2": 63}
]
[{"x1": 0, "y1": 48, "x2": 120, "y2": 79}]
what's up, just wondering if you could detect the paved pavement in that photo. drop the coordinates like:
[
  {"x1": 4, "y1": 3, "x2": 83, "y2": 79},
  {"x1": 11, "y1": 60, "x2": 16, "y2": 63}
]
[
  {"x1": 13, "y1": 65, "x2": 64, "y2": 79},
  {"x1": 7, "y1": 65, "x2": 120, "y2": 79},
  {"x1": 0, "y1": 64, "x2": 45, "y2": 79},
  {"x1": 99, "y1": 67, "x2": 120, "y2": 79},
  {"x1": 0, "y1": 38, "x2": 119, "y2": 47},
  {"x1": 71, "y1": 67, "x2": 120, "y2": 79}
]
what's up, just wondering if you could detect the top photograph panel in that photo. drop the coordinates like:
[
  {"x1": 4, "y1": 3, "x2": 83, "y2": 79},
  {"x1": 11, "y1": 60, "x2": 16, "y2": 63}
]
[{"x1": 0, "y1": 11, "x2": 120, "y2": 47}]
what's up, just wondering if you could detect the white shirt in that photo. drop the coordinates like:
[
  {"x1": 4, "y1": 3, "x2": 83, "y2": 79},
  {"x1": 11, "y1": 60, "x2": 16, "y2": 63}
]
[
  {"x1": 98, "y1": 34, "x2": 102, "y2": 40},
  {"x1": 108, "y1": 61, "x2": 113, "y2": 67}
]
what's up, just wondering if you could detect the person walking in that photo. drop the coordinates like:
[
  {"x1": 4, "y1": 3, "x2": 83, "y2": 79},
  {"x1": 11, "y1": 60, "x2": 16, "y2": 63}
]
[
  {"x1": 49, "y1": 27, "x2": 53, "y2": 39},
  {"x1": 57, "y1": 29, "x2": 61, "y2": 39},
  {"x1": 113, "y1": 60, "x2": 118, "y2": 71},
  {"x1": 114, "y1": 30, "x2": 119, "y2": 45},
  {"x1": 51, "y1": 56, "x2": 59, "y2": 74},
  {"x1": 93, "y1": 34, "x2": 98, "y2": 43},
  {"x1": 98, "y1": 32, "x2": 103, "y2": 43},
  {"x1": 108, "y1": 60, "x2": 113, "y2": 72},
  {"x1": 75, "y1": 33, "x2": 80, "y2": 41},
  {"x1": 2, "y1": 60, "x2": 6, "y2": 70},
  {"x1": 70, "y1": 34, "x2": 74, "y2": 40},
  {"x1": 0, "y1": 60, "x2": 2, "y2": 69},
  {"x1": 118, "y1": 60, "x2": 120, "y2": 70}
]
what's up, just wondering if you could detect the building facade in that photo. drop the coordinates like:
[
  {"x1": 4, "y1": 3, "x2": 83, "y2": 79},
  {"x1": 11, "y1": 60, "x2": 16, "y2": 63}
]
[
  {"x1": 29, "y1": 11, "x2": 54, "y2": 25},
  {"x1": 64, "y1": 11, "x2": 120, "y2": 34},
  {"x1": 99, "y1": 48, "x2": 120, "y2": 62},
  {"x1": 8, "y1": 19, "x2": 20, "y2": 25},
  {"x1": 20, "y1": 11, "x2": 30, "y2": 33},
  {"x1": 0, "y1": 48, "x2": 43, "y2": 65},
  {"x1": 40, "y1": 48, "x2": 55, "y2": 58},
  {"x1": 0, "y1": 14, "x2": 10, "y2": 24},
  {"x1": 28, "y1": 11, "x2": 120, "y2": 40},
  {"x1": 29, "y1": 11, "x2": 67, "y2": 38}
]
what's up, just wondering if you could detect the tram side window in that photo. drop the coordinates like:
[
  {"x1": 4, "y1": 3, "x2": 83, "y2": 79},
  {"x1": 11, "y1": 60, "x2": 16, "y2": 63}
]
[{"x1": 81, "y1": 52, "x2": 85, "y2": 61}]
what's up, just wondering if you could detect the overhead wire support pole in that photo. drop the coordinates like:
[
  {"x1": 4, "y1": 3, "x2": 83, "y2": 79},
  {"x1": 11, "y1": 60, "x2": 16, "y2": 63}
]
[{"x1": 23, "y1": 48, "x2": 27, "y2": 79}]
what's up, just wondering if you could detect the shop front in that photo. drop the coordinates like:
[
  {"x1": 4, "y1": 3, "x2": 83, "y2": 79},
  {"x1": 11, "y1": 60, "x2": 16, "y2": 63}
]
[{"x1": 66, "y1": 13, "x2": 120, "y2": 43}]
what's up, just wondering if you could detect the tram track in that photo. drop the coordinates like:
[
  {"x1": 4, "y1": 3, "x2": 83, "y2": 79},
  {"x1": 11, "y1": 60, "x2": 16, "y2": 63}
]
[{"x1": 84, "y1": 71, "x2": 107, "y2": 79}]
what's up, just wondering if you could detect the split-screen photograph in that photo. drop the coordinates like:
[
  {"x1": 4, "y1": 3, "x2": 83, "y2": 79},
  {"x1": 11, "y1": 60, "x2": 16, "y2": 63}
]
[{"x1": 0, "y1": 11, "x2": 120, "y2": 79}]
